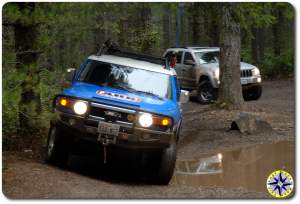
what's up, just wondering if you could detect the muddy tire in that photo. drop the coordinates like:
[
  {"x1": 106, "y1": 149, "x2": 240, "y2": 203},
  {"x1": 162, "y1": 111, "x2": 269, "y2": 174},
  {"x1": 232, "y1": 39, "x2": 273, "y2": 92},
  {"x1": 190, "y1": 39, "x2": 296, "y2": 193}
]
[
  {"x1": 243, "y1": 85, "x2": 262, "y2": 101},
  {"x1": 175, "y1": 121, "x2": 182, "y2": 143},
  {"x1": 46, "y1": 125, "x2": 71, "y2": 167},
  {"x1": 197, "y1": 80, "x2": 216, "y2": 104},
  {"x1": 155, "y1": 140, "x2": 177, "y2": 185}
]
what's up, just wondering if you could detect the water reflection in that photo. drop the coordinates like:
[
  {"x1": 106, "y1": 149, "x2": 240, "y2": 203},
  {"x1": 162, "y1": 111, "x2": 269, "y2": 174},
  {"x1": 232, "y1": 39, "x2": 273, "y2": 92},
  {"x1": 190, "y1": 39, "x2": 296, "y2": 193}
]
[
  {"x1": 173, "y1": 141, "x2": 294, "y2": 193},
  {"x1": 176, "y1": 154, "x2": 223, "y2": 175}
]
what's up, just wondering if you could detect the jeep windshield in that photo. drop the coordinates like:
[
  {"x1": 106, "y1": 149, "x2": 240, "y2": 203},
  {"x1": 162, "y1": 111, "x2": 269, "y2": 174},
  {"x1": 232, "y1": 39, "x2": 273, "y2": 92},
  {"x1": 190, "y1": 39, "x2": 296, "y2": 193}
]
[
  {"x1": 78, "y1": 60, "x2": 172, "y2": 100},
  {"x1": 196, "y1": 51, "x2": 219, "y2": 64}
]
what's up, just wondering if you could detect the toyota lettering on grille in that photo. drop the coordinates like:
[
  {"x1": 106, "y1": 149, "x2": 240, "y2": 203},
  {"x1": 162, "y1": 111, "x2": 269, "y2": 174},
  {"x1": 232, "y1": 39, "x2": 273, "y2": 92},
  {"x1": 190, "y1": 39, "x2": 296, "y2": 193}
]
[
  {"x1": 104, "y1": 110, "x2": 121, "y2": 118},
  {"x1": 96, "y1": 90, "x2": 141, "y2": 102}
]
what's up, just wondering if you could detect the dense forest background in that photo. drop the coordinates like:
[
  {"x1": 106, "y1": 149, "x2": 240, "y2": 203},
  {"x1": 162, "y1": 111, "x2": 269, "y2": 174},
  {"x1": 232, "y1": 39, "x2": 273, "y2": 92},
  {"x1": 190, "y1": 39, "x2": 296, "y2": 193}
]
[{"x1": 2, "y1": 2, "x2": 294, "y2": 149}]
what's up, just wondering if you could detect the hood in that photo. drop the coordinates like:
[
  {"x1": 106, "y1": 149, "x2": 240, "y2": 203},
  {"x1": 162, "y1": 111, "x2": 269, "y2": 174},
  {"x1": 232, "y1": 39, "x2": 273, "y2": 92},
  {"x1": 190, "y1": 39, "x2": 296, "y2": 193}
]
[
  {"x1": 200, "y1": 62, "x2": 257, "y2": 71},
  {"x1": 63, "y1": 82, "x2": 177, "y2": 116}
]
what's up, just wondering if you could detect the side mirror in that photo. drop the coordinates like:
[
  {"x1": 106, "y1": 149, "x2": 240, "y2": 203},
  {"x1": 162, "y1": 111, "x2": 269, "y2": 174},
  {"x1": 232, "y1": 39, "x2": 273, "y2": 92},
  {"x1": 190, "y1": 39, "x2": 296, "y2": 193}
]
[
  {"x1": 184, "y1": 60, "x2": 195, "y2": 66},
  {"x1": 63, "y1": 68, "x2": 76, "y2": 87},
  {"x1": 179, "y1": 90, "x2": 189, "y2": 103}
]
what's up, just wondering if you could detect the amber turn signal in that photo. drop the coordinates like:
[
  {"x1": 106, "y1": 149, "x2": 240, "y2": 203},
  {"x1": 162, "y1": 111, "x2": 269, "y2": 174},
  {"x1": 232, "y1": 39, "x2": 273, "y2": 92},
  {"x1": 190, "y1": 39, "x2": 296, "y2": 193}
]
[
  {"x1": 153, "y1": 116, "x2": 172, "y2": 127},
  {"x1": 57, "y1": 97, "x2": 74, "y2": 109},
  {"x1": 161, "y1": 118, "x2": 170, "y2": 126},
  {"x1": 59, "y1": 98, "x2": 68, "y2": 107}
]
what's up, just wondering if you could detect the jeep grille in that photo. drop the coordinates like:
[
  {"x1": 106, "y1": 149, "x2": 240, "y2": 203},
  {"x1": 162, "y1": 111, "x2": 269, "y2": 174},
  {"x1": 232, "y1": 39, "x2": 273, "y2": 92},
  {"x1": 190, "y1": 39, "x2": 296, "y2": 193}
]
[{"x1": 241, "y1": 70, "x2": 252, "y2": 78}]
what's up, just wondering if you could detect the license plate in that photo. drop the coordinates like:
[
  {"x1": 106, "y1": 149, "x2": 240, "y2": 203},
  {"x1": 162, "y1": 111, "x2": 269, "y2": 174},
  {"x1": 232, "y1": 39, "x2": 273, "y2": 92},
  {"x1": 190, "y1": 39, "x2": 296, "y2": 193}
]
[
  {"x1": 241, "y1": 79, "x2": 248, "y2": 85},
  {"x1": 98, "y1": 121, "x2": 120, "y2": 136}
]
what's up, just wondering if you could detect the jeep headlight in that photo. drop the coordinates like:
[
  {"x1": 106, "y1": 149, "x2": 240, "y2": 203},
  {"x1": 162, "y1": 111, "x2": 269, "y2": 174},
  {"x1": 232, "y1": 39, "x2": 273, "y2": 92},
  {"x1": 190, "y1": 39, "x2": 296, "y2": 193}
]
[
  {"x1": 252, "y1": 67, "x2": 260, "y2": 76},
  {"x1": 213, "y1": 69, "x2": 219, "y2": 79},
  {"x1": 73, "y1": 101, "x2": 88, "y2": 115},
  {"x1": 138, "y1": 113, "x2": 153, "y2": 128}
]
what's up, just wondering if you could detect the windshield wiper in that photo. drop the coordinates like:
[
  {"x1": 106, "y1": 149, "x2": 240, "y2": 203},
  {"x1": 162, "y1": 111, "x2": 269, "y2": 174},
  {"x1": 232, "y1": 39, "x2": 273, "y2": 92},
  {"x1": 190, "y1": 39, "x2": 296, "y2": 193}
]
[
  {"x1": 132, "y1": 90, "x2": 164, "y2": 100},
  {"x1": 109, "y1": 83, "x2": 135, "y2": 93}
]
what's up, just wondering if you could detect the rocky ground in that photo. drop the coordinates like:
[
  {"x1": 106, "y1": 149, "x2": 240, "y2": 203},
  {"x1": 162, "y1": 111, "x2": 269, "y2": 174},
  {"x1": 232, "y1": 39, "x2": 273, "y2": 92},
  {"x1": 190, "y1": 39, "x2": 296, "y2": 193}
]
[{"x1": 2, "y1": 80, "x2": 295, "y2": 199}]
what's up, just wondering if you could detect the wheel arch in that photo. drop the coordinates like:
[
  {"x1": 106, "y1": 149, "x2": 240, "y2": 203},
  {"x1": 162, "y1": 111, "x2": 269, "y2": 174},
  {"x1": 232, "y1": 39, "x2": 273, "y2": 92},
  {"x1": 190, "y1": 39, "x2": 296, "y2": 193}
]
[{"x1": 198, "y1": 74, "x2": 218, "y2": 88}]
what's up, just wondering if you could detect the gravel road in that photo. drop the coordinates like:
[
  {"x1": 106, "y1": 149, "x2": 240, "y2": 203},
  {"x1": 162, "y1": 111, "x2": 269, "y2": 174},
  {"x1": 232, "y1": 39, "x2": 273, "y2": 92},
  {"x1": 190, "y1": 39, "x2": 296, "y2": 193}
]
[{"x1": 2, "y1": 80, "x2": 295, "y2": 199}]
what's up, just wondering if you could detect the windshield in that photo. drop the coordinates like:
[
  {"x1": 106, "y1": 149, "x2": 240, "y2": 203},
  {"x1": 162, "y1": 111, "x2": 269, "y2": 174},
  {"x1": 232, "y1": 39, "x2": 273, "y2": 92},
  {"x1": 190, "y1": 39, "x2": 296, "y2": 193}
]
[
  {"x1": 78, "y1": 60, "x2": 172, "y2": 100},
  {"x1": 196, "y1": 51, "x2": 219, "y2": 64}
]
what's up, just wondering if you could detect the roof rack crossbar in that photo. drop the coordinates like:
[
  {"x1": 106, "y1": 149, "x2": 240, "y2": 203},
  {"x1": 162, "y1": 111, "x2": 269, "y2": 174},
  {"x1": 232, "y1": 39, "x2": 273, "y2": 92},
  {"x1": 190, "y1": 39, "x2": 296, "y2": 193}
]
[{"x1": 96, "y1": 40, "x2": 170, "y2": 69}]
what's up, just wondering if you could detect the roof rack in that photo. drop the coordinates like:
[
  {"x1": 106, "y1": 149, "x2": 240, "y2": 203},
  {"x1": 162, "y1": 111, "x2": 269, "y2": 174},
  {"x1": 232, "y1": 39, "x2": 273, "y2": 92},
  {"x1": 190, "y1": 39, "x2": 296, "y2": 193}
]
[
  {"x1": 170, "y1": 46, "x2": 188, "y2": 49},
  {"x1": 187, "y1": 45, "x2": 218, "y2": 49},
  {"x1": 170, "y1": 45, "x2": 219, "y2": 49},
  {"x1": 96, "y1": 40, "x2": 170, "y2": 69}
]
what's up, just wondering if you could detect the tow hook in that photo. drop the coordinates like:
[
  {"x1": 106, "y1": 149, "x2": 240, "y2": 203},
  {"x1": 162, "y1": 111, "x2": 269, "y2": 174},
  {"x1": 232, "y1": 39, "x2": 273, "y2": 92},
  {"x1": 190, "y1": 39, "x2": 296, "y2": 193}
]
[{"x1": 98, "y1": 134, "x2": 116, "y2": 164}]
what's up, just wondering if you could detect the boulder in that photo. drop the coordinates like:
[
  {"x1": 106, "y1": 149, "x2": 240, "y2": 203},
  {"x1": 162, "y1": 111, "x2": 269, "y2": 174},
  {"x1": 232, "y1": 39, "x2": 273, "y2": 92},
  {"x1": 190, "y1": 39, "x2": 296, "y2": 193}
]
[{"x1": 231, "y1": 112, "x2": 273, "y2": 134}]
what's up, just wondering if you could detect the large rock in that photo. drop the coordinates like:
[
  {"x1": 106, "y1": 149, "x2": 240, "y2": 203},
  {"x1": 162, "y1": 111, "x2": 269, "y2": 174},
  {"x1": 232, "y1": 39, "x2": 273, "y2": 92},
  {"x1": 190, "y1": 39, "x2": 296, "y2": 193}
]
[{"x1": 231, "y1": 112, "x2": 273, "y2": 134}]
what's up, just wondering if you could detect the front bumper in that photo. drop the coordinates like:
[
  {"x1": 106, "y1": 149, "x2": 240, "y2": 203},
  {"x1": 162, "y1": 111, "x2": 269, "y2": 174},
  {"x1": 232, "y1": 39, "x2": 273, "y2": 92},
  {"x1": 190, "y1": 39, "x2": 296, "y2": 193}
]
[
  {"x1": 214, "y1": 76, "x2": 262, "y2": 88},
  {"x1": 53, "y1": 111, "x2": 174, "y2": 149}
]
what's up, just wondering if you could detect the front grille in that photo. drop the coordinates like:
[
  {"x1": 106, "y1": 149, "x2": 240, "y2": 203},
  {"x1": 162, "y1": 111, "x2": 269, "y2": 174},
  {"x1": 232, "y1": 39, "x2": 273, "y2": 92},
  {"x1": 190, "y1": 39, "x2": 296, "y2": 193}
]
[
  {"x1": 89, "y1": 102, "x2": 136, "y2": 124},
  {"x1": 241, "y1": 70, "x2": 252, "y2": 78}
]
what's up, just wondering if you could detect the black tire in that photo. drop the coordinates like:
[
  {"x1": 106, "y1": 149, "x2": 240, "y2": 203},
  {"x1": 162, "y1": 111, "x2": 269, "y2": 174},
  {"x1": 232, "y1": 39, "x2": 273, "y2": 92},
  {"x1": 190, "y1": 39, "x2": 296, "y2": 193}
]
[
  {"x1": 46, "y1": 125, "x2": 71, "y2": 166},
  {"x1": 197, "y1": 80, "x2": 217, "y2": 104},
  {"x1": 243, "y1": 85, "x2": 262, "y2": 101},
  {"x1": 175, "y1": 121, "x2": 182, "y2": 143},
  {"x1": 155, "y1": 140, "x2": 177, "y2": 185}
]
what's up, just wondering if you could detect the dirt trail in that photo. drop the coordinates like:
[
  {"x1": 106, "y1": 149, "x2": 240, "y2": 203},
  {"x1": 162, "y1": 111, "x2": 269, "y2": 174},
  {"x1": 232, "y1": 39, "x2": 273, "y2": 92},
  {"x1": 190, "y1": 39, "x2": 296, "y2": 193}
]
[{"x1": 2, "y1": 80, "x2": 294, "y2": 198}]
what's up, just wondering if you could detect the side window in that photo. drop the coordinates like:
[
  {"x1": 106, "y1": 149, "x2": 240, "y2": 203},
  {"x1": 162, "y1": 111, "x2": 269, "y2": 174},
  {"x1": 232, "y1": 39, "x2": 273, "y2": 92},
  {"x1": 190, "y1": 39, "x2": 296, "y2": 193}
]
[
  {"x1": 183, "y1": 52, "x2": 195, "y2": 65},
  {"x1": 164, "y1": 51, "x2": 172, "y2": 58},
  {"x1": 164, "y1": 51, "x2": 183, "y2": 64},
  {"x1": 176, "y1": 51, "x2": 183, "y2": 64}
]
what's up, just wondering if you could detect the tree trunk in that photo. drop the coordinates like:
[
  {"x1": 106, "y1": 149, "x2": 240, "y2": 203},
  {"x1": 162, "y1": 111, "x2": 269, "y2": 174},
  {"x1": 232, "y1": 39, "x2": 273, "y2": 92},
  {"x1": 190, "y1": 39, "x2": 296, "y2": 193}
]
[
  {"x1": 218, "y1": 4, "x2": 243, "y2": 109},
  {"x1": 251, "y1": 27, "x2": 259, "y2": 64},
  {"x1": 138, "y1": 3, "x2": 152, "y2": 52},
  {"x1": 14, "y1": 3, "x2": 41, "y2": 135},
  {"x1": 251, "y1": 27, "x2": 265, "y2": 65},
  {"x1": 191, "y1": 3, "x2": 201, "y2": 44},
  {"x1": 208, "y1": 5, "x2": 220, "y2": 46},
  {"x1": 272, "y1": 7, "x2": 283, "y2": 56},
  {"x1": 162, "y1": 7, "x2": 171, "y2": 48},
  {"x1": 257, "y1": 28, "x2": 265, "y2": 62}
]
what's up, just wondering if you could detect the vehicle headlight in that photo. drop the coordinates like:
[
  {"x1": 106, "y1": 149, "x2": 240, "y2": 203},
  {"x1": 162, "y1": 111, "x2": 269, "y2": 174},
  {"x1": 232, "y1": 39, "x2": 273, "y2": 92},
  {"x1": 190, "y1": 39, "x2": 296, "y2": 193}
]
[
  {"x1": 138, "y1": 113, "x2": 153, "y2": 128},
  {"x1": 252, "y1": 67, "x2": 260, "y2": 76},
  {"x1": 73, "y1": 101, "x2": 88, "y2": 115},
  {"x1": 213, "y1": 69, "x2": 219, "y2": 79}
]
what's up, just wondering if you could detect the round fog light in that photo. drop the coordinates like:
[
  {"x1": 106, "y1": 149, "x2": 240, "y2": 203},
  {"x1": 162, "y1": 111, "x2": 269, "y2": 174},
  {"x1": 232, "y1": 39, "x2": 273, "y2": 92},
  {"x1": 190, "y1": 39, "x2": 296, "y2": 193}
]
[
  {"x1": 138, "y1": 113, "x2": 153, "y2": 128},
  {"x1": 73, "y1": 101, "x2": 87, "y2": 115}
]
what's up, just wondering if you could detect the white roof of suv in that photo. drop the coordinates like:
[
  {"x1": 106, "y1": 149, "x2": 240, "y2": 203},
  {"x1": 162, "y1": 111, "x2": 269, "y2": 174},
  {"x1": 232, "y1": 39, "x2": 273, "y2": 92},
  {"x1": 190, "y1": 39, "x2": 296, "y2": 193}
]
[
  {"x1": 166, "y1": 47, "x2": 220, "y2": 53},
  {"x1": 88, "y1": 54, "x2": 176, "y2": 76}
]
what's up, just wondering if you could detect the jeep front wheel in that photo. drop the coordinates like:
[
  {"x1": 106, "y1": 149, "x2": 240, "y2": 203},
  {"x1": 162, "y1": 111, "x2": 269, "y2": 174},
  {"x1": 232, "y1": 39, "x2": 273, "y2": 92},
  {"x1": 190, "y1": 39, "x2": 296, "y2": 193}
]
[
  {"x1": 197, "y1": 80, "x2": 216, "y2": 104},
  {"x1": 243, "y1": 85, "x2": 262, "y2": 101},
  {"x1": 46, "y1": 125, "x2": 70, "y2": 166}
]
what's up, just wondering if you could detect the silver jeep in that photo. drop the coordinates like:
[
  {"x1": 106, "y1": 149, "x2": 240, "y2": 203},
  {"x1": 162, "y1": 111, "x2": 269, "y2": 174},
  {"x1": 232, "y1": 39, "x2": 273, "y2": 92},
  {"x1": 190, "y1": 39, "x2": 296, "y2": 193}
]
[{"x1": 163, "y1": 47, "x2": 262, "y2": 104}]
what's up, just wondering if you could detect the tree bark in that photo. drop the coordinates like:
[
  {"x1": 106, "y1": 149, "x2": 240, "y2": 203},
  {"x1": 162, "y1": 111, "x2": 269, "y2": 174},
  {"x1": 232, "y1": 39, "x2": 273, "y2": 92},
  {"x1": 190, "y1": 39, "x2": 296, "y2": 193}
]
[
  {"x1": 191, "y1": 3, "x2": 201, "y2": 45},
  {"x1": 14, "y1": 3, "x2": 41, "y2": 134},
  {"x1": 218, "y1": 4, "x2": 243, "y2": 109},
  {"x1": 257, "y1": 27, "x2": 265, "y2": 62},
  {"x1": 251, "y1": 27, "x2": 259, "y2": 64},
  {"x1": 272, "y1": 7, "x2": 283, "y2": 56},
  {"x1": 208, "y1": 4, "x2": 220, "y2": 46},
  {"x1": 162, "y1": 7, "x2": 171, "y2": 48},
  {"x1": 138, "y1": 3, "x2": 152, "y2": 52}
]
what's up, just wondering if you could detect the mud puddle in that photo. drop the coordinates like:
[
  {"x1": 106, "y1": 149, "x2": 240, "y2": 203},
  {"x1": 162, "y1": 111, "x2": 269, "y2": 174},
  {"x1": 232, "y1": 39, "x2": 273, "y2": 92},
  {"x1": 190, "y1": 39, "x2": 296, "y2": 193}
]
[{"x1": 172, "y1": 141, "x2": 294, "y2": 193}]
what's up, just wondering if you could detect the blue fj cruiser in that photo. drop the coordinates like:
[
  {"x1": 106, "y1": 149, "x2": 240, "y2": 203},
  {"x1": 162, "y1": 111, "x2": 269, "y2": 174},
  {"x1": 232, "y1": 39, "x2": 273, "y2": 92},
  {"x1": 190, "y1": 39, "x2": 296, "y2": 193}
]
[{"x1": 46, "y1": 42, "x2": 189, "y2": 184}]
